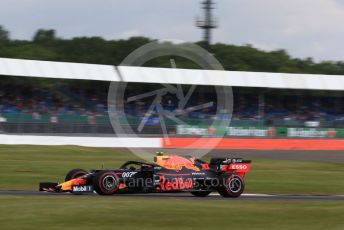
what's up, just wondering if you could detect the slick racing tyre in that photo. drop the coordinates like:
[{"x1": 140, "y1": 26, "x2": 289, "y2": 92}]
[
  {"x1": 65, "y1": 169, "x2": 88, "y2": 181},
  {"x1": 218, "y1": 174, "x2": 244, "y2": 198},
  {"x1": 93, "y1": 171, "x2": 119, "y2": 195},
  {"x1": 190, "y1": 191, "x2": 211, "y2": 197}
]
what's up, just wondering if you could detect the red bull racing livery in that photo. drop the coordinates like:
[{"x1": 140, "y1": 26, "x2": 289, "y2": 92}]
[{"x1": 39, "y1": 154, "x2": 251, "y2": 197}]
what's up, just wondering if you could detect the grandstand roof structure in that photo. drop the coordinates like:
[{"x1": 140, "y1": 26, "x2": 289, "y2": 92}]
[{"x1": 1, "y1": 57, "x2": 343, "y2": 91}]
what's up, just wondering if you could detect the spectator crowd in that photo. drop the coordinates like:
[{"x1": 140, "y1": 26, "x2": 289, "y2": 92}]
[{"x1": 0, "y1": 84, "x2": 343, "y2": 126}]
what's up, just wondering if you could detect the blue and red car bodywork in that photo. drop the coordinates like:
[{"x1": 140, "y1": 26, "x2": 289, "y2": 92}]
[{"x1": 40, "y1": 155, "x2": 251, "y2": 197}]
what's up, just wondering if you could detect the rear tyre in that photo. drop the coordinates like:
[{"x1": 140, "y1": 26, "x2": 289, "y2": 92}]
[
  {"x1": 93, "y1": 171, "x2": 119, "y2": 195},
  {"x1": 218, "y1": 174, "x2": 244, "y2": 198},
  {"x1": 65, "y1": 169, "x2": 88, "y2": 181},
  {"x1": 190, "y1": 191, "x2": 211, "y2": 197}
]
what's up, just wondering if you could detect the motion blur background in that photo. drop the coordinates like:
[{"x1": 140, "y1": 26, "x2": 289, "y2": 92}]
[
  {"x1": 0, "y1": 32, "x2": 343, "y2": 137},
  {"x1": 1, "y1": 2, "x2": 344, "y2": 229},
  {"x1": 1, "y1": 0, "x2": 344, "y2": 138}
]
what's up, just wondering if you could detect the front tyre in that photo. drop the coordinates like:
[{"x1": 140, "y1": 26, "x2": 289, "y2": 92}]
[
  {"x1": 93, "y1": 171, "x2": 119, "y2": 195},
  {"x1": 65, "y1": 168, "x2": 88, "y2": 181},
  {"x1": 218, "y1": 174, "x2": 244, "y2": 198},
  {"x1": 190, "y1": 191, "x2": 211, "y2": 197}
]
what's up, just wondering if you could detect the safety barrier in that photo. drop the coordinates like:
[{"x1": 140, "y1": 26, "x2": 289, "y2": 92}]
[
  {"x1": 0, "y1": 134, "x2": 160, "y2": 148},
  {"x1": 1, "y1": 134, "x2": 344, "y2": 150}
]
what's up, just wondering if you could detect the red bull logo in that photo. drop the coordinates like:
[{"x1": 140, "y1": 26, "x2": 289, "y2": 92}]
[{"x1": 160, "y1": 176, "x2": 193, "y2": 191}]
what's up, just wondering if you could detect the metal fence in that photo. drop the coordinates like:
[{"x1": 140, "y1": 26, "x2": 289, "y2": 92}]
[
  {"x1": 1, "y1": 114, "x2": 344, "y2": 135},
  {"x1": 0, "y1": 122, "x2": 174, "y2": 136}
]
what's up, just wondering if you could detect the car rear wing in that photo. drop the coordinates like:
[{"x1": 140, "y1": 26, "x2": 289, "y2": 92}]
[{"x1": 209, "y1": 158, "x2": 251, "y2": 178}]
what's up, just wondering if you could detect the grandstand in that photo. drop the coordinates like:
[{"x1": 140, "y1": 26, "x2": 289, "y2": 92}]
[{"x1": 0, "y1": 57, "x2": 344, "y2": 137}]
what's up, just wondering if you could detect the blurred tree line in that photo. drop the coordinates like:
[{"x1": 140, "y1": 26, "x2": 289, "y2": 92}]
[{"x1": 1, "y1": 25, "x2": 344, "y2": 75}]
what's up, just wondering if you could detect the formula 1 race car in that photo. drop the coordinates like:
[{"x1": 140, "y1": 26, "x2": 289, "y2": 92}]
[{"x1": 39, "y1": 154, "x2": 251, "y2": 197}]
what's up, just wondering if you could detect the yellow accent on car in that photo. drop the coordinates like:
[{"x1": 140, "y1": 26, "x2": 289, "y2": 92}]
[{"x1": 58, "y1": 179, "x2": 76, "y2": 191}]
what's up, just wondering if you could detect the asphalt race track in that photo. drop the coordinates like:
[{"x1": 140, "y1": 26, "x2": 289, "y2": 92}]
[
  {"x1": 0, "y1": 190, "x2": 343, "y2": 201},
  {"x1": 1, "y1": 149, "x2": 343, "y2": 201}
]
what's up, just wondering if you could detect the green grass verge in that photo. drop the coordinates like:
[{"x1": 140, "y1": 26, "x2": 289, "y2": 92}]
[
  {"x1": 1, "y1": 145, "x2": 344, "y2": 230},
  {"x1": 0, "y1": 196, "x2": 344, "y2": 230},
  {"x1": 0, "y1": 145, "x2": 344, "y2": 194}
]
